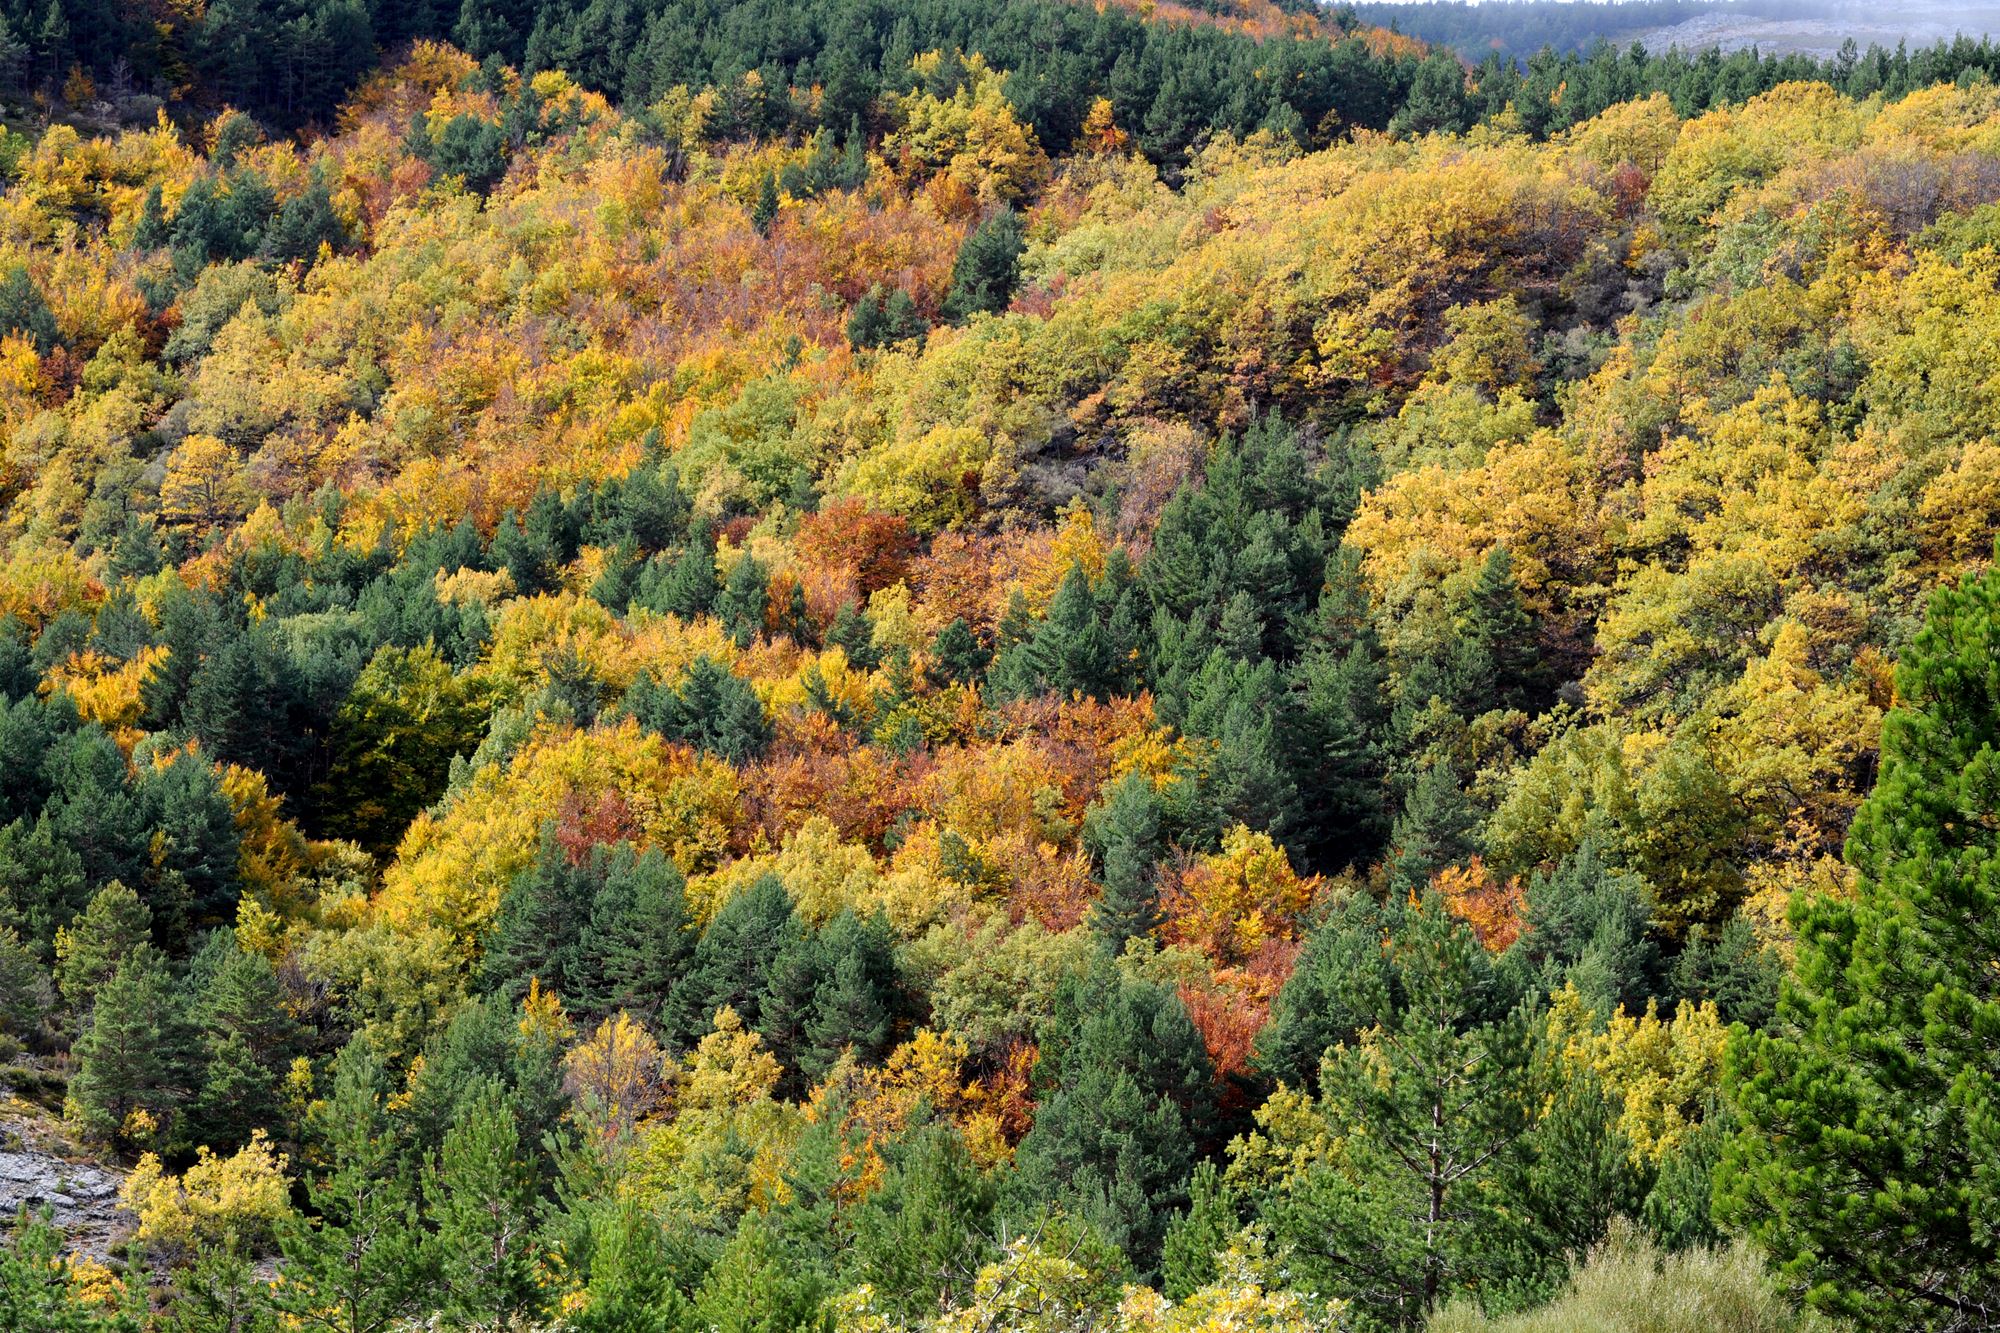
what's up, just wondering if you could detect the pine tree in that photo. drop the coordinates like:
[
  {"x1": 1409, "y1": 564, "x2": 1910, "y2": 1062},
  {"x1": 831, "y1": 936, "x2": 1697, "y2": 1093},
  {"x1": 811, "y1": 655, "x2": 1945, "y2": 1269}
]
[
  {"x1": 566, "y1": 1198, "x2": 688, "y2": 1333},
  {"x1": 641, "y1": 537, "x2": 717, "y2": 619},
  {"x1": 133, "y1": 183, "x2": 170, "y2": 250},
  {"x1": 1717, "y1": 563, "x2": 2000, "y2": 1330},
  {"x1": 1501, "y1": 838, "x2": 1659, "y2": 1018},
  {"x1": 261, "y1": 170, "x2": 347, "y2": 267},
  {"x1": 1010, "y1": 963, "x2": 1213, "y2": 1273},
  {"x1": 1266, "y1": 895, "x2": 1542, "y2": 1325},
  {"x1": 573, "y1": 844, "x2": 693, "y2": 1021},
  {"x1": 0, "y1": 1204, "x2": 145, "y2": 1330},
  {"x1": 926, "y1": 617, "x2": 987, "y2": 686},
  {"x1": 623, "y1": 657, "x2": 771, "y2": 763},
  {"x1": 66, "y1": 944, "x2": 193, "y2": 1145},
  {"x1": 0, "y1": 263, "x2": 56, "y2": 352},
  {"x1": 667, "y1": 873, "x2": 801, "y2": 1045},
  {"x1": 1160, "y1": 1161, "x2": 1239, "y2": 1301},
  {"x1": 847, "y1": 1120, "x2": 996, "y2": 1321},
  {"x1": 162, "y1": 1242, "x2": 278, "y2": 1333},
  {"x1": 751, "y1": 171, "x2": 779, "y2": 234},
  {"x1": 1256, "y1": 891, "x2": 1395, "y2": 1091},
  {"x1": 687, "y1": 1213, "x2": 828, "y2": 1333},
  {"x1": 941, "y1": 207, "x2": 1024, "y2": 322},
  {"x1": 0, "y1": 927, "x2": 50, "y2": 1045},
  {"x1": 190, "y1": 941, "x2": 302, "y2": 1152},
  {"x1": 52, "y1": 881, "x2": 149, "y2": 1017},
  {"x1": 482, "y1": 826, "x2": 588, "y2": 1002},
  {"x1": 845, "y1": 285, "x2": 889, "y2": 350},
  {"x1": 427, "y1": 1081, "x2": 547, "y2": 1332},
  {"x1": 798, "y1": 909, "x2": 898, "y2": 1080},
  {"x1": 0, "y1": 813, "x2": 89, "y2": 956},
  {"x1": 1465, "y1": 546, "x2": 1546, "y2": 713},
  {"x1": 716, "y1": 552, "x2": 770, "y2": 648},
  {"x1": 1386, "y1": 762, "x2": 1480, "y2": 893},
  {"x1": 1085, "y1": 773, "x2": 1164, "y2": 952},
  {"x1": 274, "y1": 1041, "x2": 432, "y2": 1333}
]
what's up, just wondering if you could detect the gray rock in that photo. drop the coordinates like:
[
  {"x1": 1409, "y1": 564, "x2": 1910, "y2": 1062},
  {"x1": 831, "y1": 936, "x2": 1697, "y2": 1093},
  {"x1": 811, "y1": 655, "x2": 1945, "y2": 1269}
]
[{"x1": 0, "y1": 1144, "x2": 133, "y2": 1257}]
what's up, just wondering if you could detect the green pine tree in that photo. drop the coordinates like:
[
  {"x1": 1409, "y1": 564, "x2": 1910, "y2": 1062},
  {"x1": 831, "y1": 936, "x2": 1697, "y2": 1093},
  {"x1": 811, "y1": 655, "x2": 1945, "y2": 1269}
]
[
  {"x1": 1386, "y1": 762, "x2": 1480, "y2": 893},
  {"x1": 66, "y1": 944, "x2": 193, "y2": 1146},
  {"x1": 1717, "y1": 562, "x2": 2000, "y2": 1329},
  {"x1": 274, "y1": 1041, "x2": 435, "y2": 1333},
  {"x1": 1266, "y1": 895, "x2": 1542, "y2": 1326},
  {"x1": 427, "y1": 1081, "x2": 547, "y2": 1332},
  {"x1": 573, "y1": 844, "x2": 694, "y2": 1021},
  {"x1": 1085, "y1": 772, "x2": 1165, "y2": 952},
  {"x1": 482, "y1": 825, "x2": 589, "y2": 1002},
  {"x1": 716, "y1": 552, "x2": 770, "y2": 648},
  {"x1": 0, "y1": 263, "x2": 57, "y2": 352},
  {"x1": 941, "y1": 207, "x2": 1024, "y2": 322}
]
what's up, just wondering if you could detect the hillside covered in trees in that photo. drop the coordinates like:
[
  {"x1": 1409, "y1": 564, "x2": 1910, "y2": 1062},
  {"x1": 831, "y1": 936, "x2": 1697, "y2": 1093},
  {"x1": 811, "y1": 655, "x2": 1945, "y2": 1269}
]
[{"x1": 3, "y1": 3, "x2": 2000, "y2": 1330}]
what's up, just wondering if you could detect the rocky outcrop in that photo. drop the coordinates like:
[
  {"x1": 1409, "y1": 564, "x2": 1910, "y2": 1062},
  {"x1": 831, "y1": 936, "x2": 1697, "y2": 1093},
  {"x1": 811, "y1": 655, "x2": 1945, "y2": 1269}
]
[{"x1": 0, "y1": 1114, "x2": 132, "y2": 1258}]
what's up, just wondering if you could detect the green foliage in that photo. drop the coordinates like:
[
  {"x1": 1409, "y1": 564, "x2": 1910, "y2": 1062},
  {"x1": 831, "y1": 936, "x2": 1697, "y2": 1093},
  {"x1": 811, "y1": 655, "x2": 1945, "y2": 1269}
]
[
  {"x1": 274, "y1": 1041, "x2": 436, "y2": 1333},
  {"x1": 1086, "y1": 772, "x2": 1166, "y2": 952},
  {"x1": 942, "y1": 208, "x2": 1025, "y2": 322},
  {"x1": 1718, "y1": 563, "x2": 2000, "y2": 1329},
  {"x1": 66, "y1": 944, "x2": 195, "y2": 1146},
  {"x1": 623, "y1": 656, "x2": 771, "y2": 763},
  {"x1": 0, "y1": 263, "x2": 57, "y2": 351},
  {"x1": 1010, "y1": 961, "x2": 1213, "y2": 1273},
  {"x1": 426, "y1": 1081, "x2": 548, "y2": 1332},
  {"x1": 846, "y1": 1119, "x2": 998, "y2": 1320},
  {"x1": 0, "y1": 1208, "x2": 144, "y2": 1331}
]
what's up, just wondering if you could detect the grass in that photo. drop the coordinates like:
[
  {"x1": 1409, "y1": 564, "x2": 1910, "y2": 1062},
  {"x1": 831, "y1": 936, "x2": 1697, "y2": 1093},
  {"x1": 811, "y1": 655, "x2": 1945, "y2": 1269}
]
[{"x1": 1427, "y1": 1222, "x2": 1843, "y2": 1333}]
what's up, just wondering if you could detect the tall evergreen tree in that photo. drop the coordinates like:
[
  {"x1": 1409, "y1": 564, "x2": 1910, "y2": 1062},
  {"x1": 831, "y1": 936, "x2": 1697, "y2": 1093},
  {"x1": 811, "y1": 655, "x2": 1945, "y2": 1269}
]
[
  {"x1": 426, "y1": 1081, "x2": 547, "y2": 1332},
  {"x1": 941, "y1": 207, "x2": 1024, "y2": 322},
  {"x1": 573, "y1": 844, "x2": 694, "y2": 1021},
  {"x1": 1718, "y1": 563, "x2": 2000, "y2": 1330},
  {"x1": 1385, "y1": 762, "x2": 1480, "y2": 894},
  {"x1": 1265, "y1": 895, "x2": 1543, "y2": 1326},
  {"x1": 482, "y1": 826, "x2": 589, "y2": 1002},
  {"x1": 1009, "y1": 963, "x2": 1213, "y2": 1273},
  {"x1": 66, "y1": 944, "x2": 194, "y2": 1145},
  {"x1": 1085, "y1": 772, "x2": 1165, "y2": 952}
]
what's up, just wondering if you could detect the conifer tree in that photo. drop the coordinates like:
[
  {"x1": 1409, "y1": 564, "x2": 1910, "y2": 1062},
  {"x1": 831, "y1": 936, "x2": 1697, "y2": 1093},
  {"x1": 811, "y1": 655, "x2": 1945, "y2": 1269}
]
[
  {"x1": 1718, "y1": 563, "x2": 2000, "y2": 1329},
  {"x1": 667, "y1": 873, "x2": 801, "y2": 1045},
  {"x1": 926, "y1": 617, "x2": 986, "y2": 686},
  {"x1": 0, "y1": 262, "x2": 57, "y2": 351},
  {"x1": 716, "y1": 551, "x2": 770, "y2": 648},
  {"x1": 1160, "y1": 1161, "x2": 1239, "y2": 1301},
  {"x1": 573, "y1": 844, "x2": 693, "y2": 1021},
  {"x1": 190, "y1": 941, "x2": 302, "y2": 1151},
  {"x1": 1386, "y1": 762, "x2": 1480, "y2": 893},
  {"x1": 827, "y1": 603, "x2": 879, "y2": 672},
  {"x1": 67, "y1": 944, "x2": 193, "y2": 1145},
  {"x1": 847, "y1": 1120, "x2": 996, "y2": 1321},
  {"x1": 1010, "y1": 963, "x2": 1213, "y2": 1272},
  {"x1": 0, "y1": 927, "x2": 50, "y2": 1045},
  {"x1": 133, "y1": 183, "x2": 170, "y2": 250},
  {"x1": 798, "y1": 908, "x2": 898, "y2": 1080},
  {"x1": 1266, "y1": 895, "x2": 1542, "y2": 1325},
  {"x1": 641, "y1": 537, "x2": 717, "y2": 620},
  {"x1": 427, "y1": 1081, "x2": 546, "y2": 1332},
  {"x1": 482, "y1": 826, "x2": 588, "y2": 1002},
  {"x1": 0, "y1": 813, "x2": 88, "y2": 955},
  {"x1": 622, "y1": 657, "x2": 771, "y2": 763},
  {"x1": 1085, "y1": 772, "x2": 1164, "y2": 952},
  {"x1": 53, "y1": 881, "x2": 149, "y2": 1017},
  {"x1": 942, "y1": 207, "x2": 1024, "y2": 322},
  {"x1": 1501, "y1": 838, "x2": 1659, "y2": 1018}
]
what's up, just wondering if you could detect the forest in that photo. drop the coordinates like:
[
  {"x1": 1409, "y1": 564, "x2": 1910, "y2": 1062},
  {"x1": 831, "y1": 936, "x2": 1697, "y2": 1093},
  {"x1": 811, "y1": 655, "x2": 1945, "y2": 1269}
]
[{"x1": 0, "y1": 0, "x2": 1999, "y2": 1329}]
